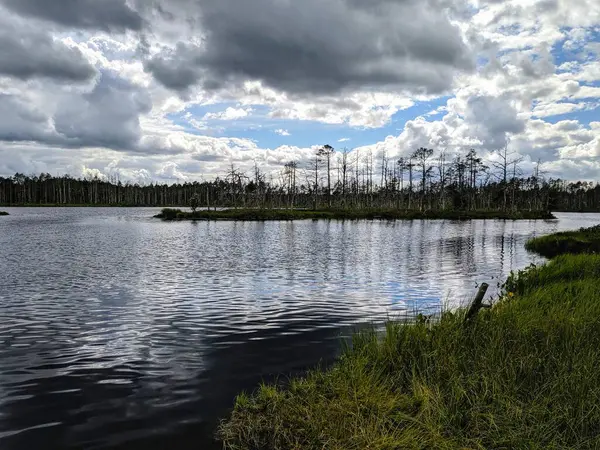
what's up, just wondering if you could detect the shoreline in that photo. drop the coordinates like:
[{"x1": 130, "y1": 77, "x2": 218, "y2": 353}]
[
  {"x1": 526, "y1": 224, "x2": 600, "y2": 258},
  {"x1": 218, "y1": 224, "x2": 600, "y2": 449},
  {"x1": 154, "y1": 207, "x2": 556, "y2": 221}
]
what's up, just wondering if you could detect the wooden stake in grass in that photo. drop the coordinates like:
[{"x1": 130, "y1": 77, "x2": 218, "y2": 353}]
[{"x1": 465, "y1": 283, "x2": 490, "y2": 323}]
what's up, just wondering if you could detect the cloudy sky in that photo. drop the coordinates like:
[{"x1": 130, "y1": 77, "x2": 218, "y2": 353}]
[{"x1": 0, "y1": 0, "x2": 599, "y2": 184}]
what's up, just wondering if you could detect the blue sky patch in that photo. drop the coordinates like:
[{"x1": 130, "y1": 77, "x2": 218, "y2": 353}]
[{"x1": 169, "y1": 97, "x2": 451, "y2": 150}]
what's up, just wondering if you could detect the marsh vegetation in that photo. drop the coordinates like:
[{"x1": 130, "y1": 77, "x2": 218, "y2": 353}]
[
  {"x1": 155, "y1": 207, "x2": 554, "y2": 221},
  {"x1": 526, "y1": 224, "x2": 600, "y2": 258}
]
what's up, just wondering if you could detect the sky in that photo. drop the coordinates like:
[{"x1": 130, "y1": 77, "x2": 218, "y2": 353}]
[{"x1": 0, "y1": 0, "x2": 599, "y2": 184}]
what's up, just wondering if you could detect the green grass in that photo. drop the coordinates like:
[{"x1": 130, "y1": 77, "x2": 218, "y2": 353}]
[
  {"x1": 0, "y1": 211, "x2": 8, "y2": 216},
  {"x1": 526, "y1": 224, "x2": 600, "y2": 258},
  {"x1": 218, "y1": 234, "x2": 600, "y2": 449},
  {"x1": 155, "y1": 208, "x2": 555, "y2": 221}
]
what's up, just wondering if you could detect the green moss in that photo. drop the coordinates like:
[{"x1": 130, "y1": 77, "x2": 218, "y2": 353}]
[
  {"x1": 218, "y1": 228, "x2": 600, "y2": 449},
  {"x1": 526, "y1": 224, "x2": 600, "y2": 258},
  {"x1": 155, "y1": 208, "x2": 555, "y2": 221}
]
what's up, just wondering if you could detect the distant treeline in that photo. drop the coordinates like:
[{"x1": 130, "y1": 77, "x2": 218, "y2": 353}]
[{"x1": 1, "y1": 147, "x2": 599, "y2": 212}]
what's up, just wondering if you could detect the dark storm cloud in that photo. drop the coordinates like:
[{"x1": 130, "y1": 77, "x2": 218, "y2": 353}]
[
  {"x1": 145, "y1": 0, "x2": 474, "y2": 96},
  {"x1": 0, "y1": 15, "x2": 96, "y2": 81},
  {"x1": 53, "y1": 72, "x2": 152, "y2": 149},
  {"x1": 0, "y1": 95, "x2": 53, "y2": 143},
  {"x1": 1, "y1": 0, "x2": 143, "y2": 31},
  {"x1": 0, "y1": 72, "x2": 152, "y2": 151},
  {"x1": 144, "y1": 43, "x2": 203, "y2": 92}
]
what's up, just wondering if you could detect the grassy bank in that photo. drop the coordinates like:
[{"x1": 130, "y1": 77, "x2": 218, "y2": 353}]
[
  {"x1": 218, "y1": 230, "x2": 600, "y2": 449},
  {"x1": 526, "y1": 224, "x2": 600, "y2": 258},
  {"x1": 0, "y1": 211, "x2": 8, "y2": 216},
  {"x1": 155, "y1": 208, "x2": 555, "y2": 221}
]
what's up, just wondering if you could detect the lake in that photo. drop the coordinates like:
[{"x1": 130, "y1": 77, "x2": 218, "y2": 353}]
[{"x1": 0, "y1": 208, "x2": 598, "y2": 449}]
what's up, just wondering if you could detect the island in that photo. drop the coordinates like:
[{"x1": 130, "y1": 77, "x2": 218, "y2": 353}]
[
  {"x1": 218, "y1": 224, "x2": 600, "y2": 449},
  {"x1": 154, "y1": 207, "x2": 555, "y2": 221}
]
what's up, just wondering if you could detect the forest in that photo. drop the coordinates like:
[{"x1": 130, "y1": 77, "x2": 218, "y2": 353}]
[{"x1": 1, "y1": 146, "x2": 599, "y2": 212}]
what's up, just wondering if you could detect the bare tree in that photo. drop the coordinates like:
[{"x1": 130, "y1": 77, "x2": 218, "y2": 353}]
[
  {"x1": 311, "y1": 153, "x2": 321, "y2": 210},
  {"x1": 339, "y1": 147, "x2": 351, "y2": 204},
  {"x1": 407, "y1": 156, "x2": 414, "y2": 209},
  {"x1": 397, "y1": 157, "x2": 408, "y2": 209},
  {"x1": 317, "y1": 145, "x2": 335, "y2": 208},
  {"x1": 437, "y1": 151, "x2": 447, "y2": 210},
  {"x1": 493, "y1": 140, "x2": 523, "y2": 211},
  {"x1": 412, "y1": 147, "x2": 434, "y2": 210},
  {"x1": 380, "y1": 149, "x2": 387, "y2": 189},
  {"x1": 284, "y1": 161, "x2": 298, "y2": 209}
]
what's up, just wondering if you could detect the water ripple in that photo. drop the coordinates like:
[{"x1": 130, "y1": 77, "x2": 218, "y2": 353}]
[{"x1": 0, "y1": 207, "x2": 598, "y2": 449}]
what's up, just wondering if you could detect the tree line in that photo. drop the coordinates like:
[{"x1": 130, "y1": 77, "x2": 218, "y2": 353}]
[{"x1": 1, "y1": 146, "x2": 599, "y2": 212}]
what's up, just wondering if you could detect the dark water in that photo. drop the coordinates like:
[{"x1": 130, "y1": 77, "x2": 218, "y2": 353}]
[{"x1": 0, "y1": 208, "x2": 598, "y2": 449}]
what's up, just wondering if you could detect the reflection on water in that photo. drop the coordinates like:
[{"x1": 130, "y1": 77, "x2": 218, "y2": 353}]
[{"x1": 0, "y1": 208, "x2": 598, "y2": 449}]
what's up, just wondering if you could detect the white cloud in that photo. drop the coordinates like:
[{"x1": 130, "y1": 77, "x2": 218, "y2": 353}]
[
  {"x1": 267, "y1": 92, "x2": 415, "y2": 128},
  {"x1": 426, "y1": 105, "x2": 448, "y2": 116},
  {"x1": 0, "y1": 0, "x2": 599, "y2": 184},
  {"x1": 81, "y1": 165, "x2": 107, "y2": 181},
  {"x1": 532, "y1": 102, "x2": 588, "y2": 118},
  {"x1": 202, "y1": 107, "x2": 251, "y2": 121}
]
